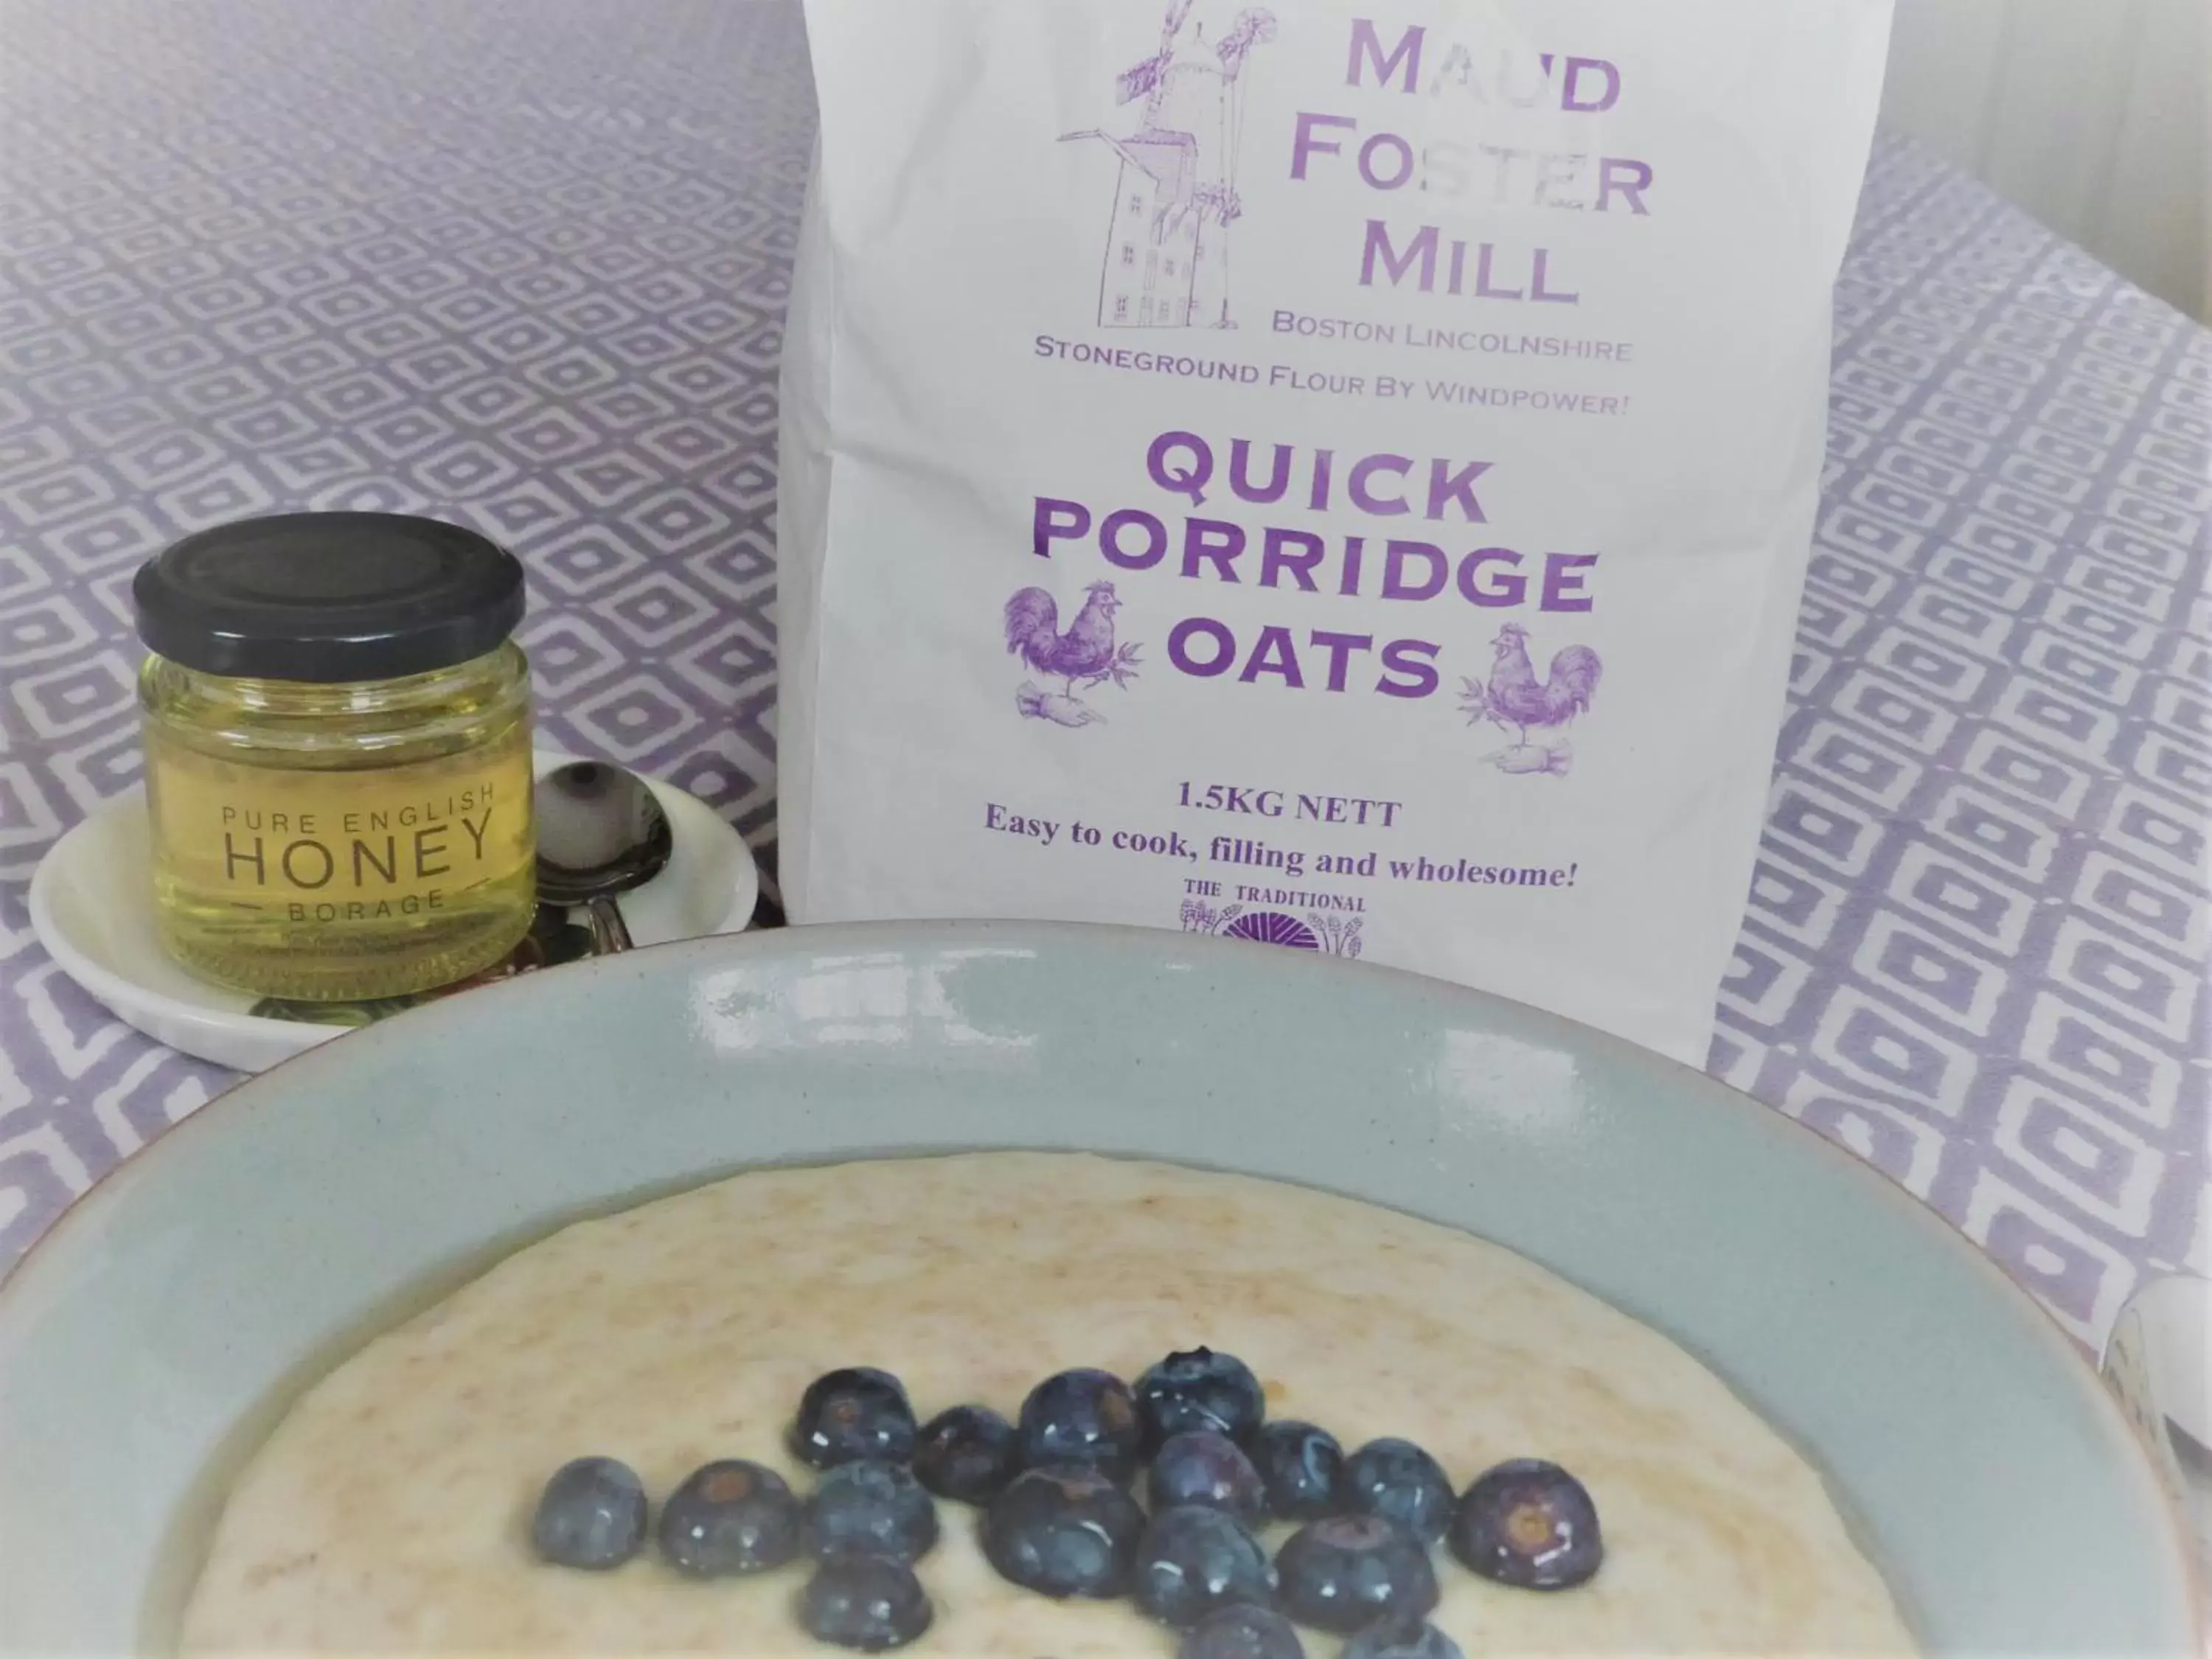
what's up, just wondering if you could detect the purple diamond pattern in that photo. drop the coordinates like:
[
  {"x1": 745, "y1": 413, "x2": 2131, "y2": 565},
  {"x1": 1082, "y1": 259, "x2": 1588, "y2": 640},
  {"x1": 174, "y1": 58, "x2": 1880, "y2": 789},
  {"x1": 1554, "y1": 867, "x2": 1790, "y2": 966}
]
[
  {"x1": 0, "y1": 1, "x2": 2204, "y2": 1365},
  {"x1": 0, "y1": 0, "x2": 802, "y2": 1268},
  {"x1": 1721, "y1": 139, "x2": 2209, "y2": 1345}
]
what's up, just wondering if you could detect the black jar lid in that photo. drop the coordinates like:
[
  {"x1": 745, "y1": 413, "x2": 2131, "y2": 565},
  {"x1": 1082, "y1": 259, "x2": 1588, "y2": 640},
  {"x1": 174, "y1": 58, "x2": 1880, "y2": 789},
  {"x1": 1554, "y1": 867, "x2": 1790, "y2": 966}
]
[{"x1": 133, "y1": 512, "x2": 526, "y2": 682}]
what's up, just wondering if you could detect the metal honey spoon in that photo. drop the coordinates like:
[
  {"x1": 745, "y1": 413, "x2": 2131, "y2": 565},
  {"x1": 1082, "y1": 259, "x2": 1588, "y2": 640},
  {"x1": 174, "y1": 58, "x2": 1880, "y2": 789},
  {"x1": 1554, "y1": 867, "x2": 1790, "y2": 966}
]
[{"x1": 533, "y1": 761, "x2": 673, "y2": 953}]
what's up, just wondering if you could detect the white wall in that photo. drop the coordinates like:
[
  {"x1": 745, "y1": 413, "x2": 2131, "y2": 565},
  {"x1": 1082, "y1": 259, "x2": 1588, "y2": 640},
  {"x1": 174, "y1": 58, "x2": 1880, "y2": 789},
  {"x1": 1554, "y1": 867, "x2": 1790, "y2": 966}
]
[{"x1": 1880, "y1": 0, "x2": 2212, "y2": 321}]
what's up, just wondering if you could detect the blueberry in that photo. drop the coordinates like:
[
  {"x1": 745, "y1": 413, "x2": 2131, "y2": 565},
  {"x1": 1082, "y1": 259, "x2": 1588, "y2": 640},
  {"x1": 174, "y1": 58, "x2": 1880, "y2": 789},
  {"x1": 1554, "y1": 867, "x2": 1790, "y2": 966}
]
[
  {"x1": 1018, "y1": 1368, "x2": 1142, "y2": 1484},
  {"x1": 1274, "y1": 1514, "x2": 1438, "y2": 1635},
  {"x1": 1343, "y1": 1618, "x2": 1464, "y2": 1659},
  {"x1": 1178, "y1": 1602, "x2": 1308, "y2": 1659},
  {"x1": 982, "y1": 1463, "x2": 1146, "y2": 1599},
  {"x1": 913, "y1": 1404, "x2": 1019, "y2": 1505},
  {"x1": 657, "y1": 1459, "x2": 803, "y2": 1577},
  {"x1": 1340, "y1": 1439, "x2": 1454, "y2": 1545},
  {"x1": 1150, "y1": 1430, "x2": 1268, "y2": 1525},
  {"x1": 799, "y1": 1554, "x2": 934, "y2": 1651},
  {"x1": 1133, "y1": 1504, "x2": 1279, "y2": 1630},
  {"x1": 807, "y1": 1458, "x2": 939, "y2": 1563},
  {"x1": 1136, "y1": 1347, "x2": 1266, "y2": 1447},
  {"x1": 1447, "y1": 1459, "x2": 1602, "y2": 1590},
  {"x1": 1250, "y1": 1421, "x2": 1345, "y2": 1523},
  {"x1": 529, "y1": 1455, "x2": 647, "y2": 1571},
  {"x1": 791, "y1": 1367, "x2": 918, "y2": 1470}
]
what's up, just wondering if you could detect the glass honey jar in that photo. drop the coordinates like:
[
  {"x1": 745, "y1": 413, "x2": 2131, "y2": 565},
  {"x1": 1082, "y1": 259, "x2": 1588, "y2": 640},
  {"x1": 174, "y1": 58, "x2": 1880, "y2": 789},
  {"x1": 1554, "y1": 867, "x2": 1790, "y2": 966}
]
[{"x1": 133, "y1": 513, "x2": 537, "y2": 1001}]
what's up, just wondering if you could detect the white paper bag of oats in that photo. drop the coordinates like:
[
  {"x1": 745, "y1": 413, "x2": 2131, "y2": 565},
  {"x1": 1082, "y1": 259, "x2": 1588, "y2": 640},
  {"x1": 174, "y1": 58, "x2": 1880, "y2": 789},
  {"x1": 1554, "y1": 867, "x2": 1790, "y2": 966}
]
[{"x1": 779, "y1": 1, "x2": 1892, "y2": 1063}]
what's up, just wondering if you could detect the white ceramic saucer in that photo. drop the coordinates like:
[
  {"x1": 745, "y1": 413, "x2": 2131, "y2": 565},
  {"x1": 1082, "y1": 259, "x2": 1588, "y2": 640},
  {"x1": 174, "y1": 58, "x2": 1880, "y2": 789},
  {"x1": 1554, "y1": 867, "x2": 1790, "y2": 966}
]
[{"x1": 27, "y1": 751, "x2": 758, "y2": 1073}]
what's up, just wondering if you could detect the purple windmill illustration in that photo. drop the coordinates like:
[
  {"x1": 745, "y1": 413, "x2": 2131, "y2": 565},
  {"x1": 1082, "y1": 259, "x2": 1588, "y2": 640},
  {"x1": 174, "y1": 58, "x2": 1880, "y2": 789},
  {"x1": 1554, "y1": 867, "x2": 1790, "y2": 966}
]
[{"x1": 1062, "y1": 3, "x2": 1277, "y2": 331}]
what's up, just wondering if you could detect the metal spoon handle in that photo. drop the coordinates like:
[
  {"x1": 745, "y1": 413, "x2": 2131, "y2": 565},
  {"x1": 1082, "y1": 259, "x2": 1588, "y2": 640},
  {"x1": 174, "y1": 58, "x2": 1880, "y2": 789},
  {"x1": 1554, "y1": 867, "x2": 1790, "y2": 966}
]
[
  {"x1": 577, "y1": 896, "x2": 635, "y2": 954},
  {"x1": 2100, "y1": 1275, "x2": 2212, "y2": 1598}
]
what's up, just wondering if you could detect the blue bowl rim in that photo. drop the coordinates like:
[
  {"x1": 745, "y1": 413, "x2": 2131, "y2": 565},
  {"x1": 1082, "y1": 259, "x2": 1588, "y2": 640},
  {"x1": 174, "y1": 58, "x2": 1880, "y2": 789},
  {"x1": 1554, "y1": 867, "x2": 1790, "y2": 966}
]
[{"x1": 0, "y1": 917, "x2": 2200, "y2": 1646}]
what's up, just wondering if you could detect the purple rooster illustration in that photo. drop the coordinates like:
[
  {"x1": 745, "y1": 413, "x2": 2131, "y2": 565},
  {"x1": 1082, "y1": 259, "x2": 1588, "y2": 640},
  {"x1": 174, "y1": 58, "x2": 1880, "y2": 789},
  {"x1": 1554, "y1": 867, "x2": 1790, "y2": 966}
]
[
  {"x1": 1457, "y1": 623, "x2": 1603, "y2": 776},
  {"x1": 1004, "y1": 581, "x2": 1142, "y2": 728}
]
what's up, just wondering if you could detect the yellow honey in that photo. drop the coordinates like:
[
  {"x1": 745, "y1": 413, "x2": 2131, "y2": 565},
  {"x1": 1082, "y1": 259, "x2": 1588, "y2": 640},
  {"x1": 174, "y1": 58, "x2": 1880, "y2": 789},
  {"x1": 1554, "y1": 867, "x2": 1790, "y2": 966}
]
[{"x1": 134, "y1": 514, "x2": 536, "y2": 1001}]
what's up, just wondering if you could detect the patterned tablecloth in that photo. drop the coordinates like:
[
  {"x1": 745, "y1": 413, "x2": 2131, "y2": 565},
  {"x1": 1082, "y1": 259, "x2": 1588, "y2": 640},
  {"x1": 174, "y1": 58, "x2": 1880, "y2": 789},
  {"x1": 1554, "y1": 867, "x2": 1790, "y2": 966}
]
[{"x1": 0, "y1": 2, "x2": 2205, "y2": 1358}]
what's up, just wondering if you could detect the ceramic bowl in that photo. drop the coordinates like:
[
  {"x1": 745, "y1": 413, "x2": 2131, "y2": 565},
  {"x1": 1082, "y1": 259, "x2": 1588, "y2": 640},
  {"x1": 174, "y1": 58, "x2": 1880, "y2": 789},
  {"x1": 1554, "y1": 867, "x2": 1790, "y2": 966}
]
[{"x1": 0, "y1": 924, "x2": 2197, "y2": 1655}]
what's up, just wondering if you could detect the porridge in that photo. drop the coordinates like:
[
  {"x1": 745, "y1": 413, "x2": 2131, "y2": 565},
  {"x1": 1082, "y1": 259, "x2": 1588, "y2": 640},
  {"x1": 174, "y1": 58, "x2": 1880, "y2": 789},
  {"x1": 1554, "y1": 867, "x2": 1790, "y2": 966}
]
[{"x1": 181, "y1": 1153, "x2": 1912, "y2": 1655}]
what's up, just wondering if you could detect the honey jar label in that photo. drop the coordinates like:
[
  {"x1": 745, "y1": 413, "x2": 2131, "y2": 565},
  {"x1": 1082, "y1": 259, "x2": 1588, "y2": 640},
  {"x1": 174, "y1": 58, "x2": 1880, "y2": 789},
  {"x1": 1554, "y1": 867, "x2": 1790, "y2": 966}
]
[{"x1": 145, "y1": 737, "x2": 536, "y2": 925}]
